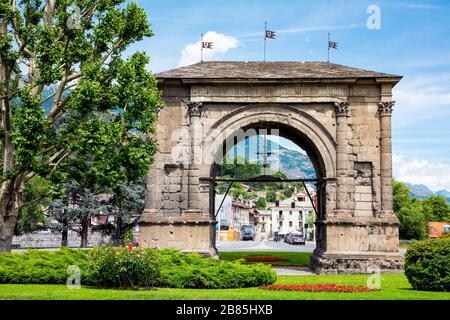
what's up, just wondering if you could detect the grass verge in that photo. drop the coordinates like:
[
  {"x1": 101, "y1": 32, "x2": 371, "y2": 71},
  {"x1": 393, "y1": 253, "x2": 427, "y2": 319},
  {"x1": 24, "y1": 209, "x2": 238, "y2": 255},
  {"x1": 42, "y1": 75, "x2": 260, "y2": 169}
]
[
  {"x1": 0, "y1": 274, "x2": 449, "y2": 300},
  {"x1": 220, "y1": 252, "x2": 311, "y2": 266}
]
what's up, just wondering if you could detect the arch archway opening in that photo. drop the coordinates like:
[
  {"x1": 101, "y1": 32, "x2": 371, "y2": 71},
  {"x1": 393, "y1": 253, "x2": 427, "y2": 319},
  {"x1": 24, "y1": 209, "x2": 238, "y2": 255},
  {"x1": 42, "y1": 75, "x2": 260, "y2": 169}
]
[{"x1": 209, "y1": 121, "x2": 328, "y2": 261}]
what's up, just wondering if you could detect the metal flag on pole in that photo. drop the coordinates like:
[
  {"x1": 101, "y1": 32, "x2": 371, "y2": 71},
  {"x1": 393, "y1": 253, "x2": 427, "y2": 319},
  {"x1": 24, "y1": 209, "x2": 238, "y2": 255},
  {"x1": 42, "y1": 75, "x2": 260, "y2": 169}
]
[
  {"x1": 264, "y1": 22, "x2": 276, "y2": 61},
  {"x1": 200, "y1": 33, "x2": 213, "y2": 62},
  {"x1": 327, "y1": 32, "x2": 338, "y2": 62}
]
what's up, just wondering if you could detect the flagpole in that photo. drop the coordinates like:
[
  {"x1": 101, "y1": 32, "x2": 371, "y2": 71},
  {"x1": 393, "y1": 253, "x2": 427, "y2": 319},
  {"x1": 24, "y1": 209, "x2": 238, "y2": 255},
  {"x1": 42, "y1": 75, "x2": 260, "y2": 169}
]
[
  {"x1": 201, "y1": 33, "x2": 204, "y2": 62},
  {"x1": 264, "y1": 21, "x2": 267, "y2": 62},
  {"x1": 327, "y1": 32, "x2": 330, "y2": 63}
]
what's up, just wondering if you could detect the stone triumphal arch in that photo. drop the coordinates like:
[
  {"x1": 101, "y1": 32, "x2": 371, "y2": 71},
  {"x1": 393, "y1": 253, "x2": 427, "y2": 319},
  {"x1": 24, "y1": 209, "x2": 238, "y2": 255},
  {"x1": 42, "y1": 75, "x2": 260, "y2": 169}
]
[{"x1": 140, "y1": 61, "x2": 404, "y2": 274}]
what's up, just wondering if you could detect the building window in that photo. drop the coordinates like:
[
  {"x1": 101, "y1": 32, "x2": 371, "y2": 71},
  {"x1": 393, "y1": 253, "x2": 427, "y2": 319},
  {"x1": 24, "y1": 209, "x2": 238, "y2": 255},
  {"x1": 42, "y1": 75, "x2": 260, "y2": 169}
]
[
  {"x1": 275, "y1": 200, "x2": 279, "y2": 207},
  {"x1": 279, "y1": 221, "x2": 282, "y2": 227},
  {"x1": 289, "y1": 221, "x2": 293, "y2": 227},
  {"x1": 279, "y1": 210, "x2": 283, "y2": 216},
  {"x1": 291, "y1": 202, "x2": 295, "y2": 208},
  {"x1": 297, "y1": 197, "x2": 305, "y2": 202},
  {"x1": 289, "y1": 210, "x2": 292, "y2": 215}
]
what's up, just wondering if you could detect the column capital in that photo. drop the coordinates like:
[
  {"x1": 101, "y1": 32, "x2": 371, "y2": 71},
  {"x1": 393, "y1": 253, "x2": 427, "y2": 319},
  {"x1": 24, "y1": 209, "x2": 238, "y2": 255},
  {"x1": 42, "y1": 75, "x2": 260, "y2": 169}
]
[
  {"x1": 185, "y1": 101, "x2": 205, "y2": 118},
  {"x1": 378, "y1": 101, "x2": 395, "y2": 116},
  {"x1": 334, "y1": 101, "x2": 350, "y2": 117}
]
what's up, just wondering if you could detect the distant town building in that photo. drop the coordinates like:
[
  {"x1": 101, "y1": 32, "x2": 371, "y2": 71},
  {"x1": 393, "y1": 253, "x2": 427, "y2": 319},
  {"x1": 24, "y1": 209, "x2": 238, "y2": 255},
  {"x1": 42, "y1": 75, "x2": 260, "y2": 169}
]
[
  {"x1": 214, "y1": 195, "x2": 256, "y2": 241},
  {"x1": 255, "y1": 190, "x2": 316, "y2": 241},
  {"x1": 429, "y1": 222, "x2": 450, "y2": 238}
]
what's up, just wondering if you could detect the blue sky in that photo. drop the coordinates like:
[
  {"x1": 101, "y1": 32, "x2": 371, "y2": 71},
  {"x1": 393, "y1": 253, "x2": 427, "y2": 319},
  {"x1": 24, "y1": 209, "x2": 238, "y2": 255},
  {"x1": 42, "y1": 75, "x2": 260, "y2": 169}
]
[{"x1": 131, "y1": 0, "x2": 450, "y2": 191}]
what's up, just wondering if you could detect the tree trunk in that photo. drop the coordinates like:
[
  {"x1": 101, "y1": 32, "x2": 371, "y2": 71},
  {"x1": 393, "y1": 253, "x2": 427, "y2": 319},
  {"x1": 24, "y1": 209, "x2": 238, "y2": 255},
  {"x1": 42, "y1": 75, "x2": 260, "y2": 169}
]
[
  {"x1": 61, "y1": 227, "x2": 68, "y2": 247},
  {"x1": 0, "y1": 180, "x2": 22, "y2": 252},
  {"x1": 80, "y1": 222, "x2": 89, "y2": 248}
]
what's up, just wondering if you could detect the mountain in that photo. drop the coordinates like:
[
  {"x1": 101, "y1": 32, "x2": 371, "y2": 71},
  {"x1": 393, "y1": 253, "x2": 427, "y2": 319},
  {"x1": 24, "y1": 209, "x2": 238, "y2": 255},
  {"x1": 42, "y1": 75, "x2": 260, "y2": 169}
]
[
  {"x1": 406, "y1": 183, "x2": 450, "y2": 203},
  {"x1": 436, "y1": 189, "x2": 450, "y2": 198},
  {"x1": 405, "y1": 183, "x2": 434, "y2": 199},
  {"x1": 229, "y1": 136, "x2": 316, "y2": 179},
  {"x1": 229, "y1": 137, "x2": 450, "y2": 202}
]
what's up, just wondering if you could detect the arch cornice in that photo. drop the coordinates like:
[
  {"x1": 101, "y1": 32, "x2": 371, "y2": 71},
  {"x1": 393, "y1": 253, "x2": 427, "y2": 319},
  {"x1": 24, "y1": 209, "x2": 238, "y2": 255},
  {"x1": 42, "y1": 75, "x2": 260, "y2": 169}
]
[{"x1": 202, "y1": 103, "x2": 336, "y2": 178}]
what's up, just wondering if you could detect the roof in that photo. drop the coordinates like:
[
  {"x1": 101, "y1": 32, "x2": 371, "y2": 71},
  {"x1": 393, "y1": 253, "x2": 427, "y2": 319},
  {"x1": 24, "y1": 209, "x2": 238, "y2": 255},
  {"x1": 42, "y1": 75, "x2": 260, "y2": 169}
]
[
  {"x1": 157, "y1": 61, "x2": 402, "y2": 81},
  {"x1": 428, "y1": 222, "x2": 450, "y2": 238}
]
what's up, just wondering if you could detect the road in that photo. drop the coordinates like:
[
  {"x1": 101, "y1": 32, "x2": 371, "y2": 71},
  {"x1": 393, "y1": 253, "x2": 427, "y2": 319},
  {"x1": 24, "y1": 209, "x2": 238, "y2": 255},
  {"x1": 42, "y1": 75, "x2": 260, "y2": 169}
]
[{"x1": 216, "y1": 240, "x2": 316, "y2": 252}]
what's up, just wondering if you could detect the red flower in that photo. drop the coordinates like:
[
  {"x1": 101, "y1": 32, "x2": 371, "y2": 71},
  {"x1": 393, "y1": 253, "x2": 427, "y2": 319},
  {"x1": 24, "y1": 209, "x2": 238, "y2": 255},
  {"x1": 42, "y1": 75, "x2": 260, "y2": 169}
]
[
  {"x1": 259, "y1": 284, "x2": 373, "y2": 292},
  {"x1": 127, "y1": 243, "x2": 133, "y2": 251}
]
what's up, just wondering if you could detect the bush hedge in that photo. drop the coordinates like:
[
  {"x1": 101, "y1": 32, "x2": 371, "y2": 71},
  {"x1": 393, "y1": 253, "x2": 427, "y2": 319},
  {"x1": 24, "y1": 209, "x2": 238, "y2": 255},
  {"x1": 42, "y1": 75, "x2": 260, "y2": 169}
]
[
  {"x1": 159, "y1": 250, "x2": 276, "y2": 289},
  {"x1": 0, "y1": 248, "x2": 90, "y2": 284},
  {"x1": 404, "y1": 237, "x2": 450, "y2": 292},
  {"x1": 0, "y1": 247, "x2": 276, "y2": 289},
  {"x1": 88, "y1": 246, "x2": 160, "y2": 289}
]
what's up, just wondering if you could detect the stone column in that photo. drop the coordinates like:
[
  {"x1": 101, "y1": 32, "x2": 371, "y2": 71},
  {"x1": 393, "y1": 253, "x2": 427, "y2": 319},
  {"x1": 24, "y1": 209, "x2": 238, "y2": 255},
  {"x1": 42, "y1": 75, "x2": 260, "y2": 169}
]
[
  {"x1": 334, "y1": 102, "x2": 351, "y2": 216},
  {"x1": 186, "y1": 102, "x2": 203, "y2": 213},
  {"x1": 379, "y1": 101, "x2": 395, "y2": 215}
]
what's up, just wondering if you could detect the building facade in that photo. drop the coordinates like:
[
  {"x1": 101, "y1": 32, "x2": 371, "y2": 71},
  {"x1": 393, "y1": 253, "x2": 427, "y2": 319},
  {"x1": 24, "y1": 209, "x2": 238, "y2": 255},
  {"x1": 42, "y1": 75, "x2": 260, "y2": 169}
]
[{"x1": 140, "y1": 61, "x2": 404, "y2": 274}]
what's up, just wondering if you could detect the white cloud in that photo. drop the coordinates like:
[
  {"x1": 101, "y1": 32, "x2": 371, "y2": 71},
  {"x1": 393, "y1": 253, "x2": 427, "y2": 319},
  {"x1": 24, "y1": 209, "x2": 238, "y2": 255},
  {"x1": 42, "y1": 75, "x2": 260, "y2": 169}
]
[
  {"x1": 178, "y1": 31, "x2": 239, "y2": 67},
  {"x1": 393, "y1": 154, "x2": 450, "y2": 191},
  {"x1": 393, "y1": 73, "x2": 450, "y2": 127}
]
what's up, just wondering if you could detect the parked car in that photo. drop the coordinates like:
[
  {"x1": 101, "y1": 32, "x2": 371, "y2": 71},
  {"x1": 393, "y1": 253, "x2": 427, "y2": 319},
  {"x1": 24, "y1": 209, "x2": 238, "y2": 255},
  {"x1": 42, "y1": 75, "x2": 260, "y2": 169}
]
[
  {"x1": 287, "y1": 232, "x2": 306, "y2": 245},
  {"x1": 240, "y1": 225, "x2": 255, "y2": 241}
]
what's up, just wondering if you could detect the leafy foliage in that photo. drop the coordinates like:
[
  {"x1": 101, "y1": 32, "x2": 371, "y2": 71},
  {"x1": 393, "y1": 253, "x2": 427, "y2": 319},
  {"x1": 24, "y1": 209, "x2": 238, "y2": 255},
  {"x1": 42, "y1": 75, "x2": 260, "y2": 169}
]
[
  {"x1": 256, "y1": 197, "x2": 267, "y2": 210},
  {"x1": 404, "y1": 237, "x2": 450, "y2": 291},
  {"x1": 0, "y1": 248, "x2": 277, "y2": 289},
  {"x1": 14, "y1": 176, "x2": 55, "y2": 235},
  {"x1": 0, "y1": 248, "x2": 90, "y2": 284},
  {"x1": 88, "y1": 246, "x2": 160, "y2": 289},
  {"x1": 396, "y1": 201, "x2": 428, "y2": 240},
  {"x1": 393, "y1": 179, "x2": 411, "y2": 213},
  {"x1": 158, "y1": 249, "x2": 277, "y2": 289},
  {"x1": 393, "y1": 180, "x2": 450, "y2": 240},
  {"x1": 91, "y1": 179, "x2": 146, "y2": 245},
  {"x1": 0, "y1": 0, "x2": 162, "y2": 250},
  {"x1": 422, "y1": 196, "x2": 450, "y2": 222}
]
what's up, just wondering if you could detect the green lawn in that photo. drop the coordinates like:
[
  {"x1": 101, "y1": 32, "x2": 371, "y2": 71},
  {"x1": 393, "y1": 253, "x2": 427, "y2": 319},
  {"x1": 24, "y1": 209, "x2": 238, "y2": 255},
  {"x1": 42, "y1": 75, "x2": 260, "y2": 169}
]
[
  {"x1": 220, "y1": 251, "x2": 311, "y2": 266},
  {"x1": 1, "y1": 274, "x2": 449, "y2": 300}
]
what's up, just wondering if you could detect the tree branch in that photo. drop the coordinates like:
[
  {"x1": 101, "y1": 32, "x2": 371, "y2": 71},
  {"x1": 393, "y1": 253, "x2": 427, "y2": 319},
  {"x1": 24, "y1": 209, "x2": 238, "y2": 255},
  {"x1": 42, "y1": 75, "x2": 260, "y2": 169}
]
[{"x1": 43, "y1": 0, "x2": 56, "y2": 27}]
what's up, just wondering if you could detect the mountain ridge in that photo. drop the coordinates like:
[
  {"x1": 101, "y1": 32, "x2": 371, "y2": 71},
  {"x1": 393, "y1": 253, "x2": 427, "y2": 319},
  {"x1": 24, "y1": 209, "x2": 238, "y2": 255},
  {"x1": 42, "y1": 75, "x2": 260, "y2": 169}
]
[{"x1": 231, "y1": 136, "x2": 450, "y2": 203}]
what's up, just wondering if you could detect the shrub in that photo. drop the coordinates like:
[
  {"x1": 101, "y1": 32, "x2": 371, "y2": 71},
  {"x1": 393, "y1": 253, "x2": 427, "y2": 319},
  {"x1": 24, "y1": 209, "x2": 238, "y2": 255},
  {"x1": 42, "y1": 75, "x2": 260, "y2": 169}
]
[
  {"x1": 0, "y1": 248, "x2": 277, "y2": 289},
  {"x1": 87, "y1": 246, "x2": 160, "y2": 289},
  {"x1": 158, "y1": 249, "x2": 277, "y2": 289},
  {"x1": 0, "y1": 248, "x2": 89, "y2": 284},
  {"x1": 404, "y1": 237, "x2": 450, "y2": 291}
]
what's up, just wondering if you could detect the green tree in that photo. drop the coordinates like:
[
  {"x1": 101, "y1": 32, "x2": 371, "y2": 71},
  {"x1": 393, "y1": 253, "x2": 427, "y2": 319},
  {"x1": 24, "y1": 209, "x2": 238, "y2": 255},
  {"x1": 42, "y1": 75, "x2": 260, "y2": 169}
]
[
  {"x1": 396, "y1": 201, "x2": 428, "y2": 240},
  {"x1": 92, "y1": 179, "x2": 145, "y2": 246},
  {"x1": 0, "y1": 1, "x2": 162, "y2": 251},
  {"x1": 422, "y1": 195, "x2": 450, "y2": 222},
  {"x1": 266, "y1": 190, "x2": 276, "y2": 203},
  {"x1": 47, "y1": 180, "x2": 105, "y2": 247},
  {"x1": 256, "y1": 197, "x2": 266, "y2": 210},
  {"x1": 217, "y1": 157, "x2": 262, "y2": 180},
  {"x1": 393, "y1": 179, "x2": 411, "y2": 213},
  {"x1": 14, "y1": 175, "x2": 54, "y2": 235}
]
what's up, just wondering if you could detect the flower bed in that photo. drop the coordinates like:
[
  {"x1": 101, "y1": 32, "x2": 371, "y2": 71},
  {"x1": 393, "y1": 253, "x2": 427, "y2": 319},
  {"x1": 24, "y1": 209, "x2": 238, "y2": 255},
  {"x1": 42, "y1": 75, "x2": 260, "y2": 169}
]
[
  {"x1": 244, "y1": 256, "x2": 289, "y2": 262},
  {"x1": 259, "y1": 284, "x2": 373, "y2": 292}
]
